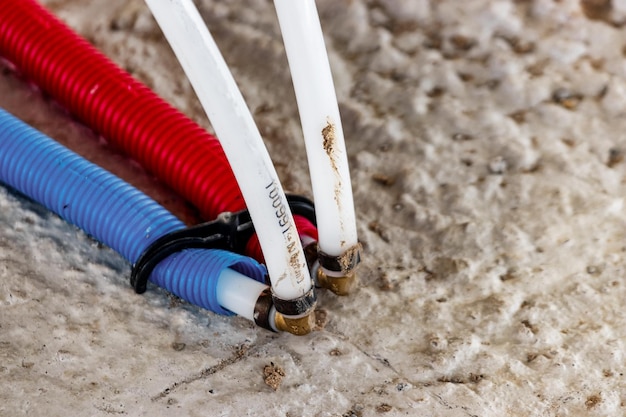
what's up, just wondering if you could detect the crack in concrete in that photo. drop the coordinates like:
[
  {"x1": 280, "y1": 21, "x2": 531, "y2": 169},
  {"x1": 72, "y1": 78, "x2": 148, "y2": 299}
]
[
  {"x1": 431, "y1": 393, "x2": 479, "y2": 417},
  {"x1": 324, "y1": 328, "x2": 407, "y2": 379},
  {"x1": 151, "y1": 344, "x2": 251, "y2": 401}
]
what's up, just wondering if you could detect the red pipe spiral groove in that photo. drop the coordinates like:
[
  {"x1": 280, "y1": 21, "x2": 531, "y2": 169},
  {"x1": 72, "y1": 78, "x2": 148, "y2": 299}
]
[{"x1": 0, "y1": 0, "x2": 318, "y2": 262}]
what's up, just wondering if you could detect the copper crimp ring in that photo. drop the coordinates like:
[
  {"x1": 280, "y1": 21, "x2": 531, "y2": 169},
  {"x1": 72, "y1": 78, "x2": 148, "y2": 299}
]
[{"x1": 253, "y1": 288, "x2": 276, "y2": 332}]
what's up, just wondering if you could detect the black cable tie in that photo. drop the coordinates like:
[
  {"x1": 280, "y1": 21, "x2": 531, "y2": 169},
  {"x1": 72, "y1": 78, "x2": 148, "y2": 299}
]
[
  {"x1": 285, "y1": 194, "x2": 316, "y2": 226},
  {"x1": 130, "y1": 194, "x2": 317, "y2": 294},
  {"x1": 130, "y1": 210, "x2": 255, "y2": 294}
]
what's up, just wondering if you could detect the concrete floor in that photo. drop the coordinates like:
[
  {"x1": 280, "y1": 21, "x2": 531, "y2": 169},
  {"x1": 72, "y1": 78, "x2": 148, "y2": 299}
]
[{"x1": 2, "y1": 0, "x2": 626, "y2": 415}]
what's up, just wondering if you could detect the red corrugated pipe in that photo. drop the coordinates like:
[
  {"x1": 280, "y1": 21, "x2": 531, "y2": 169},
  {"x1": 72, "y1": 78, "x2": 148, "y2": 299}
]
[{"x1": 0, "y1": 0, "x2": 318, "y2": 261}]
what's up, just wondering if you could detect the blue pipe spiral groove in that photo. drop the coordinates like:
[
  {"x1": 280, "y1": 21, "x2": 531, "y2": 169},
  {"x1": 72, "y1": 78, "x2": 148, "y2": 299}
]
[{"x1": 0, "y1": 107, "x2": 266, "y2": 315}]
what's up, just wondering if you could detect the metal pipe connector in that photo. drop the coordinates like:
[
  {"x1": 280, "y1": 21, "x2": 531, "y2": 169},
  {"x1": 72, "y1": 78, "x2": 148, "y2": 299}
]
[
  {"x1": 254, "y1": 287, "x2": 319, "y2": 335},
  {"x1": 274, "y1": 311, "x2": 316, "y2": 335},
  {"x1": 316, "y1": 243, "x2": 362, "y2": 296},
  {"x1": 251, "y1": 287, "x2": 316, "y2": 335},
  {"x1": 316, "y1": 268, "x2": 358, "y2": 296}
]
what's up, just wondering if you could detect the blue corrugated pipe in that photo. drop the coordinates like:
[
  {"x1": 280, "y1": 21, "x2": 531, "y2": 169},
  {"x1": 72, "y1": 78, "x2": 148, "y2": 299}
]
[{"x1": 0, "y1": 107, "x2": 266, "y2": 315}]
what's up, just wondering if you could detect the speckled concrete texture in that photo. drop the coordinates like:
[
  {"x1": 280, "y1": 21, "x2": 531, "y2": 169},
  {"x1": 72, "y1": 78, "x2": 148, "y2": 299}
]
[{"x1": 2, "y1": 0, "x2": 626, "y2": 416}]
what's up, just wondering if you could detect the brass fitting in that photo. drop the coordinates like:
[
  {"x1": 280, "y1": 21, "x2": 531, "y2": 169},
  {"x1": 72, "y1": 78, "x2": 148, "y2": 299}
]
[
  {"x1": 253, "y1": 288, "x2": 317, "y2": 334},
  {"x1": 269, "y1": 287, "x2": 317, "y2": 335},
  {"x1": 316, "y1": 268, "x2": 358, "y2": 296},
  {"x1": 274, "y1": 311, "x2": 316, "y2": 336},
  {"x1": 316, "y1": 243, "x2": 362, "y2": 296}
]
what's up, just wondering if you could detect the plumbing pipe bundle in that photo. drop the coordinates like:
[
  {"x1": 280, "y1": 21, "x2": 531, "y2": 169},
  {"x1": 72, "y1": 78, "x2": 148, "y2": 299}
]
[
  {"x1": 0, "y1": 0, "x2": 361, "y2": 335},
  {"x1": 0, "y1": 0, "x2": 321, "y2": 255},
  {"x1": 0, "y1": 107, "x2": 281, "y2": 330},
  {"x1": 144, "y1": 0, "x2": 314, "y2": 331}
]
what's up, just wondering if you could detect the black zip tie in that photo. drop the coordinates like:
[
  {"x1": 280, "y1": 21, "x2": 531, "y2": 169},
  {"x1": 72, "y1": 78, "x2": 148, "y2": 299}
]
[
  {"x1": 130, "y1": 210, "x2": 254, "y2": 294},
  {"x1": 284, "y1": 194, "x2": 316, "y2": 226},
  {"x1": 130, "y1": 194, "x2": 316, "y2": 294}
]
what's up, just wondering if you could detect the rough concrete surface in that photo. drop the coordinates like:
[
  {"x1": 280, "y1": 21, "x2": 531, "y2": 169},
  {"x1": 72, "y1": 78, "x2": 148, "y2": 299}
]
[{"x1": 1, "y1": 0, "x2": 626, "y2": 416}]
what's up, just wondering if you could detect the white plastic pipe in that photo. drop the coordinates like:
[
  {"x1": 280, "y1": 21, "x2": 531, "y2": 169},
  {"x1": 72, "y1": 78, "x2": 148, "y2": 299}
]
[
  {"x1": 216, "y1": 268, "x2": 268, "y2": 323},
  {"x1": 273, "y1": 0, "x2": 358, "y2": 257},
  {"x1": 145, "y1": 0, "x2": 311, "y2": 301}
]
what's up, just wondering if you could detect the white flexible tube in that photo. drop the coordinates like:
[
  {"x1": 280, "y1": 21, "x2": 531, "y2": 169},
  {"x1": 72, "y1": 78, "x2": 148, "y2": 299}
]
[
  {"x1": 145, "y1": 0, "x2": 312, "y2": 302},
  {"x1": 216, "y1": 268, "x2": 267, "y2": 323},
  {"x1": 273, "y1": 0, "x2": 358, "y2": 257}
]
